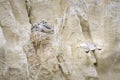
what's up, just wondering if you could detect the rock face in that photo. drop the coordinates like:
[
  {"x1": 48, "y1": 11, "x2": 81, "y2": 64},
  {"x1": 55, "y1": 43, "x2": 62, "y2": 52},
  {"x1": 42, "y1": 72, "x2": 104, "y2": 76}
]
[{"x1": 0, "y1": 0, "x2": 120, "y2": 80}]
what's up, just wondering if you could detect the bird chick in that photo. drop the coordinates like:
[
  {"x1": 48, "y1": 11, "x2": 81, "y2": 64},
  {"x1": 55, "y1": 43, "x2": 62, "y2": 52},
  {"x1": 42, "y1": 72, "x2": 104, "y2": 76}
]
[
  {"x1": 31, "y1": 23, "x2": 41, "y2": 32},
  {"x1": 38, "y1": 20, "x2": 54, "y2": 33}
]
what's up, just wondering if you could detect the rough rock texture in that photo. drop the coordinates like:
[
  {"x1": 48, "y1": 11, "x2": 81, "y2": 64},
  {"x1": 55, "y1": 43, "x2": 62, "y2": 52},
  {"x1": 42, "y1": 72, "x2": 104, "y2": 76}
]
[{"x1": 0, "y1": 0, "x2": 120, "y2": 80}]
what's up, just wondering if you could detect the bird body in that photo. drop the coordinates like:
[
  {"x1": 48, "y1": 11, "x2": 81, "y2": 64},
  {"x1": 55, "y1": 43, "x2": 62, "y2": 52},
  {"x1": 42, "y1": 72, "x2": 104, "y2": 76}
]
[
  {"x1": 38, "y1": 20, "x2": 54, "y2": 33},
  {"x1": 80, "y1": 43, "x2": 96, "y2": 51}
]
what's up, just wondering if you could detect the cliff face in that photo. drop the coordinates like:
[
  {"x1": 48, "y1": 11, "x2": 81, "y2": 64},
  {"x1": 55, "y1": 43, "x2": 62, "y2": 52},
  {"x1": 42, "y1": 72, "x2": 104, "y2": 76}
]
[{"x1": 0, "y1": 0, "x2": 120, "y2": 80}]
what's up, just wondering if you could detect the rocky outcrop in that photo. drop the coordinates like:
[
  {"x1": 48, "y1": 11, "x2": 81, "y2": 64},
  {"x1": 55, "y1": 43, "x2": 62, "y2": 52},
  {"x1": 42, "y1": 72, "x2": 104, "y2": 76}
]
[
  {"x1": 0, "y1": 0, "x2": 30, "y2": 80},
  {"x1": 0, "y1": 0, "x2": 120, "y2": 80}
]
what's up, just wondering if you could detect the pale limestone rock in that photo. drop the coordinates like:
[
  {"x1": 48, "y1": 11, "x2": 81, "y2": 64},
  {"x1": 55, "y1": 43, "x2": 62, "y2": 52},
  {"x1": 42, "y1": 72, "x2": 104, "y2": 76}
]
[
  {"x1": 0, "y1": 26, "x2": 7, "y2": 80},
  {"x1": 0, "y1": 27, "x2": 6, "y2": 48},
  {"x1": 0, "y1": 0, "x2": 120, "y2": 80},
  {"x1": 0, "y1": 0, "x2": 30, "y2": 80}
]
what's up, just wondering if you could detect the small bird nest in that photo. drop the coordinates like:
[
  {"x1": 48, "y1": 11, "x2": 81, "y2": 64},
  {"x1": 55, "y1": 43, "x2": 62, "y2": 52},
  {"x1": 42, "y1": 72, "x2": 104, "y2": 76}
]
[
  {"x1": 30, "y1": 20, "x2": 54, "y2": 55},
  {"x1": 30, "y1": 31, "x2": 50, "y2": 46}
]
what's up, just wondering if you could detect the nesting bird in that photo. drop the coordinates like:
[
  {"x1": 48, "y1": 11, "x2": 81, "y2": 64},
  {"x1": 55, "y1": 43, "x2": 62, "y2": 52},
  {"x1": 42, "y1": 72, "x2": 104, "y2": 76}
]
[
  {"x1": 30, "y1": 20, "x2": 54, "y2": 54},
  {"x1": 80, "y1": 43, "x2": 102, "y2": 53},
  {"x1": 80, "y1": 43, "x2": 102, "y2": 66},
  {"x1": 31, "y1": 20, "x2": 54, "y2": 33},
  {"x1": 31, "y1": 23, "x2": 41, "y2": 32},
  {"x1": 38, "y1": 20, "x2": 54, "y2": 33}
]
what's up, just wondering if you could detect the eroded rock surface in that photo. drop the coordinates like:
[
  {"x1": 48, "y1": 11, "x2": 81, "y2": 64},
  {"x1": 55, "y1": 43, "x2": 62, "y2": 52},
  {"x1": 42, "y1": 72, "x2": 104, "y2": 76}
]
[{"x1": 0, "y1": 0, "x2": 120, "y2": 80}]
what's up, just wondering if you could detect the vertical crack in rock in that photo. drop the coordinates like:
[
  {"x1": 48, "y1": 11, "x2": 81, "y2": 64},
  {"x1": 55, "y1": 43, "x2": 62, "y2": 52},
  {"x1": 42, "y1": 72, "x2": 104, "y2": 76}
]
[
  {"x1": 0, "y1": 26, "x2": 7, "y2": 80},
  {"x1": 25, "y1": 0, "x2": 32, "y2": 24},
  {"x1": 57, "y1": 54, "x2": 71, "y2": 80},
  {"x1": 60, "y1": 6, "x2": 69, "y2": 34},
  {"x1": 76, "y1": 9, "x2": 98, "y2": 67},
  {"x1": 76, "y1": 9, "x2": 92, "y2": 42}
]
